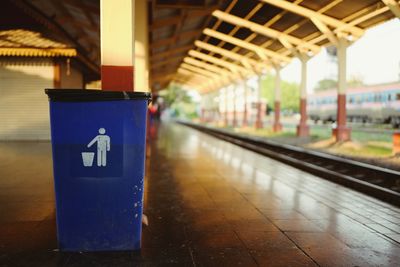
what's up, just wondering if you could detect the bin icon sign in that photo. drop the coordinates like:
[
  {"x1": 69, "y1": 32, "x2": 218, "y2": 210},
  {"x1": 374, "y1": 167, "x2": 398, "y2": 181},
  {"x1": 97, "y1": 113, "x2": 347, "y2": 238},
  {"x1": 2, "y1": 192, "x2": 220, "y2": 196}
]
[
  {"x1": 81, "y1": 152, "x2": 95, "y2": 167},
  {"x1": 84, "y1": 128, "x2": 111, "y2": 167},
  {"x1": 45, "y1": 89, "x2": 151, "y2": 252}
]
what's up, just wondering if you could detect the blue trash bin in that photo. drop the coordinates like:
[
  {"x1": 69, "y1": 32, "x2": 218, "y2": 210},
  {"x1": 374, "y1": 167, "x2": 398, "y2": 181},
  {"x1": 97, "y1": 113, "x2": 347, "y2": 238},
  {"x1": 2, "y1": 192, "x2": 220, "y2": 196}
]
[{"x1": 45, "y1": 89, "x2": 151, "y2": 251}]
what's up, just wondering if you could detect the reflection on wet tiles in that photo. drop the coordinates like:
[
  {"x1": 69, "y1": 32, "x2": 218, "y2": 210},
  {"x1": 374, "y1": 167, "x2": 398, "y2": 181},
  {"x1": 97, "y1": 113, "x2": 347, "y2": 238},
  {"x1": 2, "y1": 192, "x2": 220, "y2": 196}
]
[{"x1": 1, "y1": 123, "x2": 400, "y2": 266}]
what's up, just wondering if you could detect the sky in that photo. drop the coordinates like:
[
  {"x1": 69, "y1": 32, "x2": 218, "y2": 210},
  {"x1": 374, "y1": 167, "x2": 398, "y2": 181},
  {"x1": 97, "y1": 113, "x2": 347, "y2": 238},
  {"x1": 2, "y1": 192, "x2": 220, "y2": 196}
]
[{"x1": 281, "y1": 18, "x2": 400, "y2": 92}]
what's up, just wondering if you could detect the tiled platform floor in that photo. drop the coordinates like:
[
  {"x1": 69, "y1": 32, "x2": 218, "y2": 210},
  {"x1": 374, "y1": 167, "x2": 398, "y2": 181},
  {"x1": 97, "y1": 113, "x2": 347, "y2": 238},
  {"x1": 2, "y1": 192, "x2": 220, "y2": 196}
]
[{"x1": 1, "y1": 122, "x2": 400, "y2": 266}]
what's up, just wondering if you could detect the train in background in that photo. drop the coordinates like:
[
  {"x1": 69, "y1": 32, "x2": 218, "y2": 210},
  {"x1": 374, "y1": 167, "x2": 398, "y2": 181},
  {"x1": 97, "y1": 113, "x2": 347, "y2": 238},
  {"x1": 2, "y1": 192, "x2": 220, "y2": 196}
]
[{"x1": 308, "y1": 82, "x2": 400, "y2": 127}]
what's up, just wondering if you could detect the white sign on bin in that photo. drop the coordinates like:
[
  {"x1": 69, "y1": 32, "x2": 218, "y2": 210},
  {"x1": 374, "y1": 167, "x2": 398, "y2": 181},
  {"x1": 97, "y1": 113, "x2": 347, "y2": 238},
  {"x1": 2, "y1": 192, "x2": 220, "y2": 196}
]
[
  {"x1": 82, "y1": 152, "x2": 95, "y2": 167},
  {"x1": 81, "y1": 128, "x2": 111, "y2": 167}
]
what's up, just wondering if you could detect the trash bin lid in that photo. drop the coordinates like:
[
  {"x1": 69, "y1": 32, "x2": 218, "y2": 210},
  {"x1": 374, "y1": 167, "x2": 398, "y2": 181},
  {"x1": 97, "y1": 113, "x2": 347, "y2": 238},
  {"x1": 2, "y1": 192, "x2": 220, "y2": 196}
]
[{"x1": 45, "y1": 89, "x2": 151, "y2": 102}]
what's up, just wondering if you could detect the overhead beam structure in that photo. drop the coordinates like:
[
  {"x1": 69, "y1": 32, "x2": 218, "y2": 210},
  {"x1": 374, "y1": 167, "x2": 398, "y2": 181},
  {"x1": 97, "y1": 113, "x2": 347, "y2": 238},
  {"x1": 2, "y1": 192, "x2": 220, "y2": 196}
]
[
  {"x1": 177, "y1": 68, "x2": 223, "y2": 90},
  {"x1": 144, "y1": 0, "x2": 399, "y2": 98},
  {"x1": 151, "y1": 44, "x2": 192, "y2": 61},
  {"x1": 181, "y1": 63, "x2": 221, "y2": 80},
  {"x1": 203, "y1": 28, "x2": 292, "y2": 64},
  {"x1": 195, "y1": 41, "x2": 259, "y2": 69},
  {"x1": 189, "y1": 50, "x2": 252, "y2": 75},
  {"x1": 260, "y1": 0, "x2": 365, "y2": 37},
  {"x1": 212, "y1": 10, "x2": 320, "y2": 55},
  {"x1": 381, "y1": 0, "x2": 400, "y2": 18},
  {"x1": 183, "y1": 57, "x2": 234, "y2": 79}
]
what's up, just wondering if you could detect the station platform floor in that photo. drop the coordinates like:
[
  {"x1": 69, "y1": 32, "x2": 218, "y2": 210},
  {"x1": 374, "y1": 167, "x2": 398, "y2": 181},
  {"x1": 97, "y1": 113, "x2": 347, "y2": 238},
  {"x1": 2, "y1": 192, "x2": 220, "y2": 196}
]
[{"x1": 1, "y1": 122, "x2": 400, "y2": 266}]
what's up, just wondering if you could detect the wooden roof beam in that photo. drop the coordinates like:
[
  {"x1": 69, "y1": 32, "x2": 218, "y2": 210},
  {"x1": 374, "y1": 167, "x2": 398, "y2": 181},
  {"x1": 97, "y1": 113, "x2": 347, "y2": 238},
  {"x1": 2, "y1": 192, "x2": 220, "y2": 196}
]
[
  {"x1": 177, "y1": 67, "x2": 231, "y2": 90},
  {"x1": 203, "y1": 28, "x2": 291, "y2": 64},
  {"x1": 181, "y1": 63, "x2": 221, "y2": 80},
  {"x1": 151, "y1": 29, "x2": 201, "y2": 49},
  {"x1": 188, "y1": 50, "x2": 251, "y2": 75},
  {"x1": 180, "y1": 63, "x2": 233, "y2": 86},
  {"x1": 150, "y1": 69, "x2": 177, "y2": 80},
  {"x1": 173, "y1": 79, "x2": 206, "y2": 90},
  {"x1": 178, "y1": 68, "x2": 215, "y2": 82},
  {"x1": 305, "y1": 1, "x2": 398, "y2": 46},
  {"x1": 174, "y1": 74, "x2": 205, "y2": 85},
  {"x1": 173, "y1": 78, "x2": 204, "y2": 89},
  {"x1": 151, "y1": 5, "x2": 219, "y2": 31},
  {"x1": 260, "y1": 0, "x2": 364, "y2": 37},
  {"x1": 194, "y1": 41, "x2": 261, "y2": 70},
  {"x1": 310, "y1": 18, "x2": 338, "y2": 46},
  {"x1": 240, "y1": 0, "x2": 342, "y2": 59},
  {"x1": 151, "y1": 15, "x2": 182, "y2": 30},
  {"x1": 151, "y1": 44, "x2": 193, "y2": 61},
  {"x1": 151, "y1": 55, "x2": 183, "y2": 69},
  {"x1": 381, "y1": 0, "x2": 400, "y2": 18},
  {"x1": 151, "y1": 73, "x2": 177, "y2": 83},
  {"x1": 212, "y1": 10, "x2": 320, "y2": 55},
  {"x1": 183, "y1": 57, "x2": 234, "y2": 78}
]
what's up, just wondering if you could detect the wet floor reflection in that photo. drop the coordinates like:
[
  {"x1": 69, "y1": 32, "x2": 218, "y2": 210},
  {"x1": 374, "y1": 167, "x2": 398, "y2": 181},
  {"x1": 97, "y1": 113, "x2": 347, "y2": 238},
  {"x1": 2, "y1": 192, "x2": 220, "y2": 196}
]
[
  {"x1": 145, "y1": 122, "x2": 400, "y2": 266},
  {"x1": 1, "y1": 122, "x2": 400, "y2": 266}
]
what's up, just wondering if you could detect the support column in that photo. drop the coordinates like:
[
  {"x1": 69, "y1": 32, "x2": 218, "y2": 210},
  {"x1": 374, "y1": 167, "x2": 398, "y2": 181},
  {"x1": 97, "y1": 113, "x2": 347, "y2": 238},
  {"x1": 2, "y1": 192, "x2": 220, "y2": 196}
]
[
  {"x1": 200, "y1": 95, "x2": 205, "y2": 123},
  {"x1": 242, "y1": 79, "x2": 248, "y2": 127},
  {"x1": 255, "y1": 74, "x2": 263, "y2": 129},
  {"x1": 224, "y1": 87, "x2": 228, "y2": 127},
  {"x1": 134, "y1": 0, "x2": 149, "y2": 92},
  {"x1": 296, "y1": 56, "x2": 310, "y2": 137},
  {"x1": 232, "y1": 84, "x2": 238, "y2": 127},
  {"x1": 101, "y1": 0, "x2": 135, "y2": 91},
  {"x1": 333, "y1": 38, "x2": 351, "y2": 141},
  {"x1": 201, "y1": 108, "x2": 205, "y2": 123},
  {"x1": 273, "y1": 68, "x2": 282, "y2": 132}
]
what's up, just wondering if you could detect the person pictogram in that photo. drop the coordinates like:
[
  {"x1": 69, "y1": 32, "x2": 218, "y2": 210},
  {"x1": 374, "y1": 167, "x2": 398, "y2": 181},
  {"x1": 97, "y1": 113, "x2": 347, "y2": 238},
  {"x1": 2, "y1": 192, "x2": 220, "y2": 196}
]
[{"x1": 87, "y1": 128, "x2": 111, "y2": 167}]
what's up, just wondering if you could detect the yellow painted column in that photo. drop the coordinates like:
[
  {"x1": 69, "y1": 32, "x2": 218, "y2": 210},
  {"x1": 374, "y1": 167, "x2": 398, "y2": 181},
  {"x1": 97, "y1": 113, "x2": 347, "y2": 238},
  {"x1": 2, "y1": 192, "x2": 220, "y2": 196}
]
[
  {"x1": 333, "y1": 37, "x2": 351, "y2": 141},
  {"x1": 255, "y1": 74, "x2": 263, "y2": 129},
  {"x1": 100, "y1": 0, "x2": 135, "y2": 91},
  {"x1": 296, "y1": 55, "x2": 310, "y2": 137},
  {"x1": 273, "y1": 67, "x2": 282, "y2": 132},
  {"x1": 134, "y1": 0, "x2": 149, "y2": 92}
]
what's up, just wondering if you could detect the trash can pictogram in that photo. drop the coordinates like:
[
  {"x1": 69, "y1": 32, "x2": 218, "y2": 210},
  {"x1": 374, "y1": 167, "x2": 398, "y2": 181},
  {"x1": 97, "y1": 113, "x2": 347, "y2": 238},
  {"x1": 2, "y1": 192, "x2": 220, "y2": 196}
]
[
  {"x1": 81, "y1": 152, "x2": 95, "y2": 167},
  {"x1": 45, "y1": 89, "x2": 151, "y2": 251}
]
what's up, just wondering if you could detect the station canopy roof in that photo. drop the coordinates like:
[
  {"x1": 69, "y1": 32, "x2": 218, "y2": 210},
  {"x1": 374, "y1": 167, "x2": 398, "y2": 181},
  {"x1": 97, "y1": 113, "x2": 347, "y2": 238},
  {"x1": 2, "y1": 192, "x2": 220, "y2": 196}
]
[{"x1": 1, "y1": 0, "x2": 399, "y2": 91}]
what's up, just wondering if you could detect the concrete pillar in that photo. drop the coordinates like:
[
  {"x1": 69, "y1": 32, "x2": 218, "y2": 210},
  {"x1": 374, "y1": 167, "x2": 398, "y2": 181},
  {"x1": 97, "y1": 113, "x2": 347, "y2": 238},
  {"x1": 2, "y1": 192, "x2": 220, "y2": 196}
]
[
  {"x1": 232, "y1": 84, "x2": 238, "y2": 127},
  {"x1": 134, "y1": 0, "x2": 149, "y2": 92},
  {"x1": 224, "y1": 87, "x2": 228, "y2": 127},
  {"x1": 296, "y1": 56, "x2": 310, "y2": 137},
  {"x1": 101, "y1": 0, "x2": 135, "y2": 91},
  {"x1": 255, "y1": 74, "x2": 263, "y2": 129},
  {"x1": 200, "y1": 95, "x2": 205, "y2": 123},
  {"x1": 273, "y1": 68, "x2": 282, "y2": 132},
  {"x1": 201, "y1": 108, "x2": 205, "y2": 123},
  {"x1": 333, "y1": 37, "x2": 351, "y2": 141},
  {"x1": 242, "y1": 79, "x2": 248, "y2": 127}
]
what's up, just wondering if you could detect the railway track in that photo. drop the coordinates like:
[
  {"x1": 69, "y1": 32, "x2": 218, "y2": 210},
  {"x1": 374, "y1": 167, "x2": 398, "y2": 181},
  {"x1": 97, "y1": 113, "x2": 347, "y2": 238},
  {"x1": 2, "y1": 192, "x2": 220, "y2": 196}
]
[{"x1": 179, "y1": 121, "x2": 400, "y2": 207}]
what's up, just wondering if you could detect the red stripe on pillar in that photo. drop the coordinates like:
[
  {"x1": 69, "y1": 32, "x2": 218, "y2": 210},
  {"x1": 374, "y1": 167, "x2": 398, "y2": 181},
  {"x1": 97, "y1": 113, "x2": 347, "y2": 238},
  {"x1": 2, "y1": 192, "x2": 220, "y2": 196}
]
[
  {"x1": 296, "y1": 98, "x2": 309, "y2": 137},
  {"x1": 255, "y1": 102, "x2": 263, "y2": 129},
  {"x1": 273, "y1": 101, "x2": 282, "y2": 132},
  {"x1": 337, "y1": 94, "x2": 346, "y2": 126},
  {"x1": 333, "y1": 94, "x2": 351, "y2": 141},
  {"x1": 299, "y1": 98, "x2": 307, "y2": 124},
  {"x1": 101, "y1": 65, "x2": 134, "y2": 91},
  {"x1": 243, "y1": 105, "x2": 248, "y2": 127}
]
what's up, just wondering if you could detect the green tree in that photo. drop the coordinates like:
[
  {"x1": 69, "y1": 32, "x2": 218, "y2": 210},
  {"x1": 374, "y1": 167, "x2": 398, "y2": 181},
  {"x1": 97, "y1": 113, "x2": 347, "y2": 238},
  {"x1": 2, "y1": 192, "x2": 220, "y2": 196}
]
[
  {"x1": 314, "y1": 75, "x2": 365, "y2": 92},
  {"x1": 347, "y1": 74, "x2": 364, "y2": 88},
  {"x1": 260, "y1": 74, "x2": 300, "y2": 112},
  {"x1": 159, "y1": 84, "x2": 199, "y2": 119},
  {"x1": 314, "y1": 78, "x2": 337, "y2": 91},
  {"x1": 161, "y1": 84, "x2": 191, "y2": 107}
]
